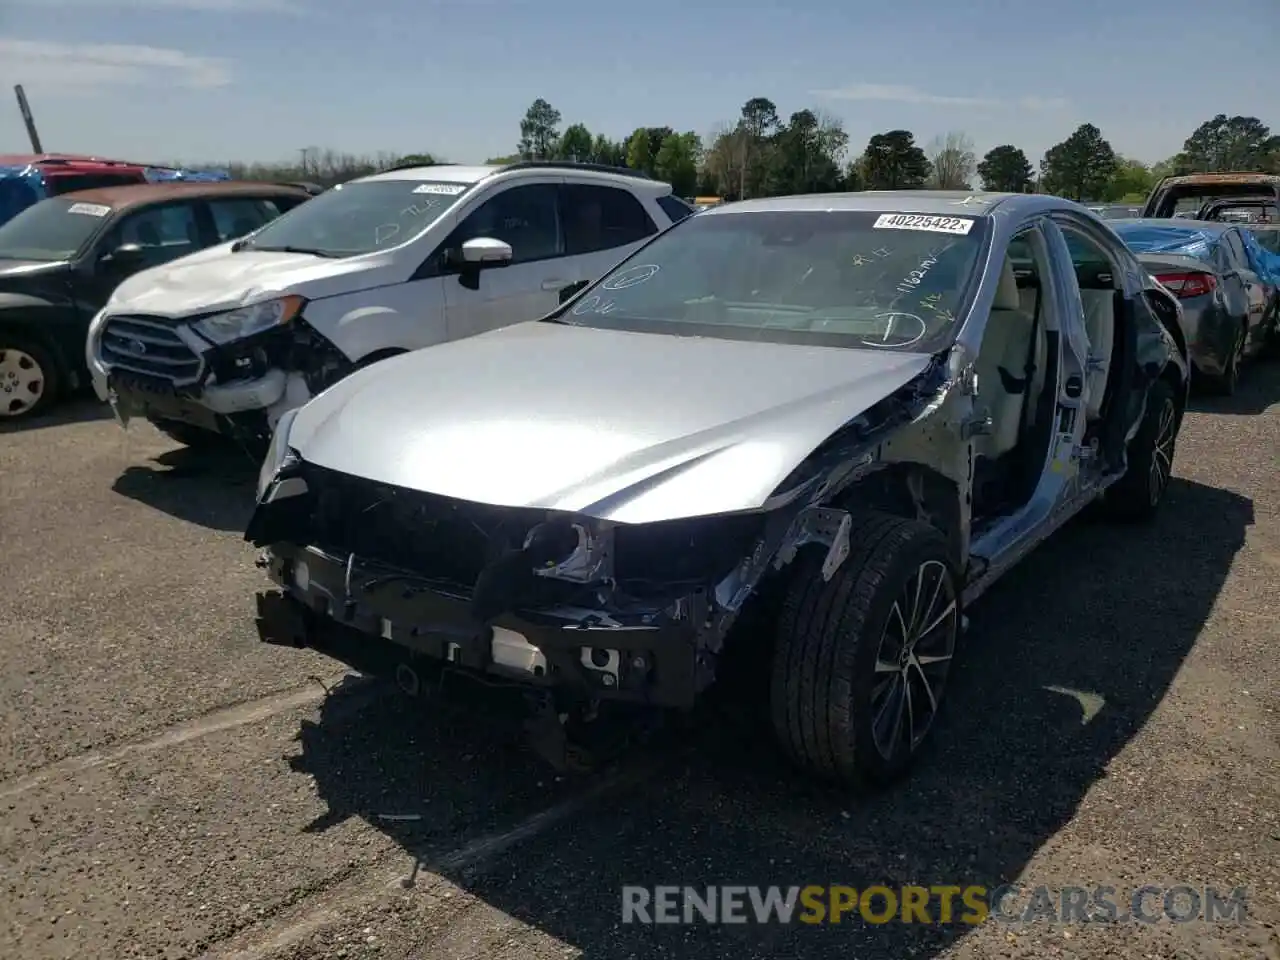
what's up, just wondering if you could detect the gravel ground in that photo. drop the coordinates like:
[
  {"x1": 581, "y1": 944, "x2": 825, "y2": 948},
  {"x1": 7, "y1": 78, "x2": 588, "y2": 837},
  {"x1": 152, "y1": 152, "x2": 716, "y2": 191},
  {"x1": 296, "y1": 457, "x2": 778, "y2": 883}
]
[{"x1": 0, "y1": 375, "x2": 1277, "y2": 960}]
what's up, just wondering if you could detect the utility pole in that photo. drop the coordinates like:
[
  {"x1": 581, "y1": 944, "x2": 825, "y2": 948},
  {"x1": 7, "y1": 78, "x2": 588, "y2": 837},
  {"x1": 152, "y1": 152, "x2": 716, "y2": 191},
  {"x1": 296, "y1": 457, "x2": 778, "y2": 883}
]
[{"x1": 14, "y1": 85, "x2": 44, "y2": 154}]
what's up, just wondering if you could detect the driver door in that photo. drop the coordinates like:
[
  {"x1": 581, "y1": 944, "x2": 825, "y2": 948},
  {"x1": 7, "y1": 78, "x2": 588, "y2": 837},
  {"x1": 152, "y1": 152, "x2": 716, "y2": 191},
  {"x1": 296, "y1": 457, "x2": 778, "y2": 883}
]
[{"x1": 440, "y1": 181, "x2": 572, "y2": 339}]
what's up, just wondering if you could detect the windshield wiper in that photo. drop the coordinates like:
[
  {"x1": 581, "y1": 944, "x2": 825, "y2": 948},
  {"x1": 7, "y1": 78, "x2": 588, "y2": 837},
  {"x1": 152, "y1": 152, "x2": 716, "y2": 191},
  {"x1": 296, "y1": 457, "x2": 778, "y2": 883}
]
[{"x1": 243, "y1": 244, "x2": 342, "y2": 258}]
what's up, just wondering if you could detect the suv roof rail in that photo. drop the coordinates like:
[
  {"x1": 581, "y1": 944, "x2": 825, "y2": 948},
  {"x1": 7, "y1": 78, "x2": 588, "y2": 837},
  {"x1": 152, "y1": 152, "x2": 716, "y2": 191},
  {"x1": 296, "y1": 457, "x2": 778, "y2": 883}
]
[
  {"x1": 378, "y1": 160, "x2": 458, "y2": 173},
  {"x1": 497, "y1": 160, "x2": 652, "y2": 179}
]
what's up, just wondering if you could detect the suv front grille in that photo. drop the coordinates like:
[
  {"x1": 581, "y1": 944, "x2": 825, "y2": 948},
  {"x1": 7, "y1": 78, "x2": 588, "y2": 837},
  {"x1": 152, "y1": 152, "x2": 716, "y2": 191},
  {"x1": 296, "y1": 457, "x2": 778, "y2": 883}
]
[{"x1": 101, "y1": 315, "x2": 204, "y2": 385}]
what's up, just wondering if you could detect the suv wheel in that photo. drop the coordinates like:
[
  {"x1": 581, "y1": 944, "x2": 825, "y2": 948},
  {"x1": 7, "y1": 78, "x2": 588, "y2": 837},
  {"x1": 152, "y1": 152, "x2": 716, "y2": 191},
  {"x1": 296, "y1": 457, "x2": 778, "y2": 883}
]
[
  {"x1": 770, "y1": 512, "x2": 960, "y2": 787},
  {"x1": 0, "y1": 335, "x2": 60, "y2": 420}
]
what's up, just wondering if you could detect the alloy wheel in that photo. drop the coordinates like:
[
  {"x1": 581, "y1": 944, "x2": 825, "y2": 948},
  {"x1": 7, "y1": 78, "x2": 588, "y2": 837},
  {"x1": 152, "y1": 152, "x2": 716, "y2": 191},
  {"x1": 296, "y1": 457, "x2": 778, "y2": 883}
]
[
  {"x1": 869, "y1": 559, "x2": 959, "y2": 762},
  {"x1": 1148, "y1": 398, "x2": 1177, "y2": 507},
  {"x1": 0, "y1": 348, "x2": 45, "y2": 418}
]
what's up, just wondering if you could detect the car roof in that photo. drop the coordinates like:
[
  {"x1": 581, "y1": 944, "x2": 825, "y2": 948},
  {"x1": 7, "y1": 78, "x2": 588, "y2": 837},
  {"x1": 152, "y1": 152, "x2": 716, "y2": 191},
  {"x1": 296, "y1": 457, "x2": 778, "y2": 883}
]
[
  {"x1": 1158, "y1": 172, "x2": 1280, "y2": 187},
  {"x1": 701, "y1": 190, "x2": 1025, "y2": 217},
  {"x1": 54, "y1": 180, "x2": 312, "y2": 211}
]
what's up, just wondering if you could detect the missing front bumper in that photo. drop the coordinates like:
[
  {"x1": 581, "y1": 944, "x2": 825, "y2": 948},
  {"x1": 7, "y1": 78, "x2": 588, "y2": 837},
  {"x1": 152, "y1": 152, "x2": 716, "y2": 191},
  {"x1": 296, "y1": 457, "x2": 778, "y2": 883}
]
[{"x1": 256, "y1": 545, "x2": 708, "y2": 708}]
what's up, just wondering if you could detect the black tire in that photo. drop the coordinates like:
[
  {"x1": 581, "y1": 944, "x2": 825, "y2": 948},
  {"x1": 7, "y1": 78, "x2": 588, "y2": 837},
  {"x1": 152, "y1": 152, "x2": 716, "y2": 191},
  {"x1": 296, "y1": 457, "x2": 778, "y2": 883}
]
[
  {"x1": 1102, "y1": 378, "x2": 1178, "y2": 523},
  {"x1": 770, "y1": 511, "x2": 961, "y2": 787},
  {"x1": 0, "y1": 333, "x2": 61, "y2": 420},
  {"x1": 1205, "y1": 323, "x2": 1246, "y2": 396}
]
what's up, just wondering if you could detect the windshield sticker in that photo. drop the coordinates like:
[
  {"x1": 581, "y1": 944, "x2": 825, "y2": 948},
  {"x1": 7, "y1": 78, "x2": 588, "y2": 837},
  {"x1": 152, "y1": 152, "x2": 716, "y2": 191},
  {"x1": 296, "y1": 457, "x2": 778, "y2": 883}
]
[
  {"x1": 601, "y1": 264, "x2": 660, "y2": 290},
  {"x1": 413, "y1": 183, "x2": 465, "y2": 195},
  {"x1": 873, "y1": 214, "x2": 975, "y2": 236},
  {"x1": 571, "y1": 295, "x2": 619, "y2": 317},
  {"x1": 67, "y1": 202, "x2": 111, "y2": 217}
]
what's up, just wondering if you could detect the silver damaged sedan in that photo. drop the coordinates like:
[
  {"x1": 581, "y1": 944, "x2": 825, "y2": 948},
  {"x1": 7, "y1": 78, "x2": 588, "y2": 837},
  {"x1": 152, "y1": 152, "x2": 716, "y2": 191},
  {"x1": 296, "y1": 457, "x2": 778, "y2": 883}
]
[{"x1": 248, "y1": 191, "x2": 1191, "y2": 786}]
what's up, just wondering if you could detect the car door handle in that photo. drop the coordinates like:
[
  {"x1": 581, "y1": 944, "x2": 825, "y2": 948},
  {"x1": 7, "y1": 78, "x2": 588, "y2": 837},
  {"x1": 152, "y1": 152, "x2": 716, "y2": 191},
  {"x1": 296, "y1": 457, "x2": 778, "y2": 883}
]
[{"x1": 541, "y1": 278, "x2": 573, "y2": 291}]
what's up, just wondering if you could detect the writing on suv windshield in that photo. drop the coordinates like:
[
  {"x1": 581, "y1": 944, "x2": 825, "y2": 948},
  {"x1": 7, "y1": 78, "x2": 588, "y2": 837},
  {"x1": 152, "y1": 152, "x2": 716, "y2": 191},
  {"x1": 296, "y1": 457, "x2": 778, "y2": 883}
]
[
  {"x1": 244, "y1": 179, "x2": 470, "y2": 258},
  {"x1": 558, "y1": 210, "x2": 988, "y2": 351}
]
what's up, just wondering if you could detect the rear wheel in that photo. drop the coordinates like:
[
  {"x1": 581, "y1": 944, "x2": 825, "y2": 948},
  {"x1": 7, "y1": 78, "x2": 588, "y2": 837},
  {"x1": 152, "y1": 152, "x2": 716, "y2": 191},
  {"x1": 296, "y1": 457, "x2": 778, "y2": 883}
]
[
  {"x1": 770, "y1": 512, "x2": 960, "y2": 787},
  {"x1": 1206, "y1": 323, "x2": 1246, "y2": 395},
  {"x1": 0, "y1": 335, "x2": 60, "y2": 420},
  {"x1": 1103, "y1": 378, "x2": 1178, "y2": 522}
]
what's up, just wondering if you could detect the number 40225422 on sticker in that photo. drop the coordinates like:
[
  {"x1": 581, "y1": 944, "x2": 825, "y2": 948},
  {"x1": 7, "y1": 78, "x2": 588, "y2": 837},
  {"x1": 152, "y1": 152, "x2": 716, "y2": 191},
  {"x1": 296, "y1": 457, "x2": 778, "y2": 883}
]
[{"x1": 873, "y1": 214, "x2": 974, "y2": 235}]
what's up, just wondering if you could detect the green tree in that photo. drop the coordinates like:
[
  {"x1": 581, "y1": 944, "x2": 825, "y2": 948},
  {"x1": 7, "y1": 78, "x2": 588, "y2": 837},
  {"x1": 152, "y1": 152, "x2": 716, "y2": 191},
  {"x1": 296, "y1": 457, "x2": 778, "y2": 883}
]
[
  {"x1": 625, "y1": 127, "x2": 654, "y2": 173},
  {"x1": 1175, "y1": 114, "x2": 1280, "y2": 173},
  {"x1": 862, "y1": 130, "x2": 931, "y2": 189},
  {"x1": 557, "y1": 123, "x2": 593, "y2": 162},
  {"x1": 976, "y1": 145, "x2": 1033, "y2": 192},
  {"x1": 1106, "y1": 157, "x2": 1155, "y2": 201},
  {"x1": 1039, "y1": 123, "x2": 1118, "y2": 201},
  {"x1": 769, "y1": 110, "x2": 848, "y2": 194},
  {"x1": 590, "y1": 134, "x2": 626, "y2": 167},
  {"x1": 517, "y1": 98, "x2": 561, "y2": 160},
  {"x1": 394, "y1": 153, "x2": 438, "y2": 167},
  {"x1": 653, "y1": 131, "x2": 702, "y2": 196},
  {"x1": 738, "y1": 97, "x2": 780, "y2": 198}
]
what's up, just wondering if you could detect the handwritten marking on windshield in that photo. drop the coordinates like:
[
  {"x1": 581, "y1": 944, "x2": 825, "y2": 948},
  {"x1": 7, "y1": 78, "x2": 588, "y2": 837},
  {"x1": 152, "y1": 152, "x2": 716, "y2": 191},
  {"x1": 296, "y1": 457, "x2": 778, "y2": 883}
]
[
  {"x1": 571, "y1": 295, "x2": 619, "y2": 316},
  {"x1": 601, "y1": 264, "x2": 660, "y2": 290},
  {"x1": 896, "y1": 253, "x2": 939, "y2": 295}
]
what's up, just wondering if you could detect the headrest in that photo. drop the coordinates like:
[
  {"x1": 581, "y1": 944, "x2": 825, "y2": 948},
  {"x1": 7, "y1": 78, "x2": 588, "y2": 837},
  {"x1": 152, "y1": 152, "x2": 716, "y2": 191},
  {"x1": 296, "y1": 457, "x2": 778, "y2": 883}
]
[{"x1": 992, "y1": 257, "x2": 1021, "y2": 311}]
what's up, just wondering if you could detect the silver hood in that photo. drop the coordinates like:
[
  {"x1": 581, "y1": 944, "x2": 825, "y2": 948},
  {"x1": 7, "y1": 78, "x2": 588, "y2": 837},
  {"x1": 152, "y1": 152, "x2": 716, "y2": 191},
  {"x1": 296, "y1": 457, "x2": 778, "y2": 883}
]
[{"x1": 288, "y1": 322, "x2": 934, "y2": 524}]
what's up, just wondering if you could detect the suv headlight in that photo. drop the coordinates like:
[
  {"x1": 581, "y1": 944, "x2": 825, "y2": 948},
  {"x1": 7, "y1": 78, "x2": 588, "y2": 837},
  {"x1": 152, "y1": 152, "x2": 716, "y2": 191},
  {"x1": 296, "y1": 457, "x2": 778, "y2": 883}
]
[
  {"x1": 193, "y1": 295, "x2": 306, "y2": 345},
  {"x1": 257, "y1": 407, "x2": 300, "y2": 501}
]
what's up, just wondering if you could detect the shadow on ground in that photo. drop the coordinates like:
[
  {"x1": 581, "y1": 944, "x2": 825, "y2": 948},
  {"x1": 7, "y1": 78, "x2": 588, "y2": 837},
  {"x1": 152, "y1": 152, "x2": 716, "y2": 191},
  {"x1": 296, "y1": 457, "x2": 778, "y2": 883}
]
[
  {"x1": 110, "y1": 442, "x2": 259, "y2": 532},
  {"x1": 0, "y1": 396, "x2": 113, "y2": 433},
  {"x1": 1189, "y1": 359, "x2": 1280, "y2": 416},
  {"x1": 292, "y1": 476, "x2": 1251, "y2": 958}
]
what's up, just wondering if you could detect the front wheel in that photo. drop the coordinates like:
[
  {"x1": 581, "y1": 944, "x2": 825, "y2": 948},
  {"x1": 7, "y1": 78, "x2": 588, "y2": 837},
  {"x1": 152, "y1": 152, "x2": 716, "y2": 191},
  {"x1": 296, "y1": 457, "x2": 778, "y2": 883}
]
[
  {"x1": 0, "y1": 335, "x2": 60, "y2": 420},
  {"x1": 770, "y1": 512, "x2": 961, "y2": 787},
  {"x1": 1102, "y1": 378, "x2": 1178, "y2": 522}
]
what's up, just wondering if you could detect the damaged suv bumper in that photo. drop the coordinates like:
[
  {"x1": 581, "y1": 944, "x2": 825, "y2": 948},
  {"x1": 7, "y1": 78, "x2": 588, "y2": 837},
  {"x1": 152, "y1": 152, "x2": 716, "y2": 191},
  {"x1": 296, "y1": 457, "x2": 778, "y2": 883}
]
[{"x1": 255, "y1": 544, "x2": 710, "y2": 707}]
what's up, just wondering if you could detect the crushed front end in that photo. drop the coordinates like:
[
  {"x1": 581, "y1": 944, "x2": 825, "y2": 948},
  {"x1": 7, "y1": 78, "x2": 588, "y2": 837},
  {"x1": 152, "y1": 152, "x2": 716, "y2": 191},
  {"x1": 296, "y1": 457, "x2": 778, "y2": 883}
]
[{"x1": 247, "y1": 456, "x2": 774, "y2": 709}]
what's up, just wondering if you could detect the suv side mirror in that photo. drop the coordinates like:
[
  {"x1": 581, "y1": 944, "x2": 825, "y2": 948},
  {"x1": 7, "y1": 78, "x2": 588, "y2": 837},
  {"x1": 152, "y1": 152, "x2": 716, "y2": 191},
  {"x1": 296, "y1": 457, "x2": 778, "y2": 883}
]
[
  {"x1": 100, "y1": 243, "x2": 145, "y2": 270},
  {"x1": 452, "y1": 236, "x2": 513, "y2": 290}
]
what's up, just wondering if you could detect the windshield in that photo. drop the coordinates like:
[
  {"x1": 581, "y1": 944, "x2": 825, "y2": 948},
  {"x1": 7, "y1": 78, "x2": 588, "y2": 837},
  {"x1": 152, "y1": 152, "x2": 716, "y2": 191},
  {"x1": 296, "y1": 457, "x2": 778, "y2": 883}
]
[
  {"x1": 553, "y1": 209, "x2": 989, "y2": 351},
  {"x1": 240, "y1": 179, "x2": 471, "y2": 257},
  {"x1": 0, "y1": 197, "x2": 112, "y2": 261}
]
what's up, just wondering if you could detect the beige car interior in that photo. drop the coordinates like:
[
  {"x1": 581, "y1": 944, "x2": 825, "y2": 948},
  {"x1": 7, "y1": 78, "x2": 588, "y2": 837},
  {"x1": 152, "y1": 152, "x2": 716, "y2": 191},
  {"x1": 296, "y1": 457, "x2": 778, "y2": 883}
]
[{"x1": 974, "y1": 253, "x2": 1047, "y2": 461}]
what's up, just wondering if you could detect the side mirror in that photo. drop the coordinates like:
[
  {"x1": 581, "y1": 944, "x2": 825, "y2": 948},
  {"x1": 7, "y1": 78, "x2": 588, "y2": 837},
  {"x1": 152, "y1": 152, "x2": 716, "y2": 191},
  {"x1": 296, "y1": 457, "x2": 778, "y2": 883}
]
[
  {"x1": 100, "y1": 243, "x2": 145, "y2": 269},
  {"x1": 460, "y1": 236, "x2": 513, "y2": 266}
]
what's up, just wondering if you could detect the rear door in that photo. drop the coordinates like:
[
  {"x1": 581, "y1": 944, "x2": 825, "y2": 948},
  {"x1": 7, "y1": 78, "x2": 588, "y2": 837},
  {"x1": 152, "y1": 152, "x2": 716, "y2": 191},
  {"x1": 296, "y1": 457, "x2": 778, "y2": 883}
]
[
  {"x1": 204, "y1": 196, "x2": 281, "y2": 244},
  {"x1": 560, "y1": 183, "x2": 662, "y2": 286},
  {"x1": 1221, "y1": 228, "x2": 1269, "y2": 355},
  {"x1": 88, "y1": 200, "x2": 207, "y2": 307}
]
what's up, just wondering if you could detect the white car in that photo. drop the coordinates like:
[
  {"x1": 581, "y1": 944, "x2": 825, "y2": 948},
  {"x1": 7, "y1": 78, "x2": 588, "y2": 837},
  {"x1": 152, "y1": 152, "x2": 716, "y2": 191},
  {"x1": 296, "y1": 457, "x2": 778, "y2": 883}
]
[{"x1": 86, "y1": 161, "x2": 694, "y2": 446}]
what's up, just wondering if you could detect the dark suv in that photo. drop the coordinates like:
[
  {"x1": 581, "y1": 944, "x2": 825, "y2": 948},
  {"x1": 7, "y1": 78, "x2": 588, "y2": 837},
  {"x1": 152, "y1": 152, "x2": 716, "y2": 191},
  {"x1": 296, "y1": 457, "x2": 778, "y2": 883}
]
[{"x1": 0, "y1": 181, "x2": 311, "y2": 421}]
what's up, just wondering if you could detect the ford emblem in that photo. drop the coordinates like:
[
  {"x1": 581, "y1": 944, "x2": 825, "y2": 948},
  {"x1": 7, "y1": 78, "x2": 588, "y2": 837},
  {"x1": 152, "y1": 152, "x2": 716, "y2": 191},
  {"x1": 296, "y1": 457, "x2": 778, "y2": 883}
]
[{"x1": 127, "y1": 337, "x2": 148, "y2": 355}]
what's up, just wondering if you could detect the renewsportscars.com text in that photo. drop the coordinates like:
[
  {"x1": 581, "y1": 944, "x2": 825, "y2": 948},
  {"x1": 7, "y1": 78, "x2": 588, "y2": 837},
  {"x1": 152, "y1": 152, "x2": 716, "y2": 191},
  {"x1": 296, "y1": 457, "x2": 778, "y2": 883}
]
[{"x1": 621, "y1": 884, "x2": 1248, "y2": 926}]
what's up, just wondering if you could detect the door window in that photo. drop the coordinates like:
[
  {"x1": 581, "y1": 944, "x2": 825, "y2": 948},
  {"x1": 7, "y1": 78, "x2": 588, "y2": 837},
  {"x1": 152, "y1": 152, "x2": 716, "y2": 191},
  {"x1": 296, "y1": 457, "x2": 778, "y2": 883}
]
[
  {"x1": 207, "y1": 198, "x2": 275, "y2": 242},
  {"x1": 561, "y1": 184, "x2": 658, "y2": 255},
  {"x1": 450, "y1": 184, "x2": 560, "y2": 264},
  {"x1": 107, "y1": 202, "x2": 202, "y2": 268},
  {"x1": 1221, "y1": 230, "x2": 1248, "y2": 270}
]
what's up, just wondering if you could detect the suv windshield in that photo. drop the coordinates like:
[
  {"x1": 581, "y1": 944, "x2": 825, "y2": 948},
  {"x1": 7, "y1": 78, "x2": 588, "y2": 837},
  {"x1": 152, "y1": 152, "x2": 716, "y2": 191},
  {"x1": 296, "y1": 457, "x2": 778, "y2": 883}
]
[
  {"x1": 240, "y1": 179, "x2": 471, "y2": 257},
  {"x1": 0, "y1": 197, "x2": 113, "y2": 261},
  {"x1": 554, "y1": 209, "x2": 988, "y2": 351}
]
